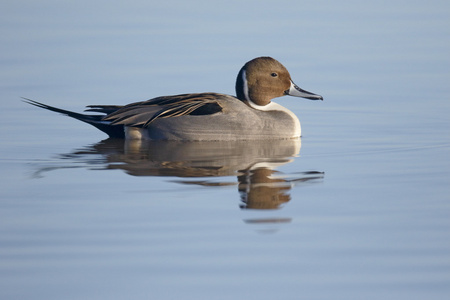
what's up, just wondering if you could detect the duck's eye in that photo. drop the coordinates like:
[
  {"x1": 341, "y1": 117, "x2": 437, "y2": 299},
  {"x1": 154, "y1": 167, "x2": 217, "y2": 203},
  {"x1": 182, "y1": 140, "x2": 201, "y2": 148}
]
[{"x1": 271, "y1": 72, "x2": 278, "y2": 77}]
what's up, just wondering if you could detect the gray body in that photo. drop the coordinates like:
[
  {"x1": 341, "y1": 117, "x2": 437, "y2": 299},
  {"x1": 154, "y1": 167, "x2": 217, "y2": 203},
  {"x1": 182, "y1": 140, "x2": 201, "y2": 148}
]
[{"x1": 136, "y1": 95, "x2": 299, "y2": 140}]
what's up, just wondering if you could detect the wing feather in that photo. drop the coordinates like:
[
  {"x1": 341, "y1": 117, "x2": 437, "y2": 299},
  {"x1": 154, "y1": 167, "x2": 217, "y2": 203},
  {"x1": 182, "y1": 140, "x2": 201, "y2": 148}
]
[{"x1": 103, "y1": 93, "x2": 223, "y2": 127}]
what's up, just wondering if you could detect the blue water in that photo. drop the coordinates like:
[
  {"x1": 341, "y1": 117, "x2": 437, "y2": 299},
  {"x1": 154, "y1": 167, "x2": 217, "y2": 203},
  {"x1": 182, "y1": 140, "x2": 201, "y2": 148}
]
[{"x1": 1, "y1": 1, "x2": 450, "y2": 299}]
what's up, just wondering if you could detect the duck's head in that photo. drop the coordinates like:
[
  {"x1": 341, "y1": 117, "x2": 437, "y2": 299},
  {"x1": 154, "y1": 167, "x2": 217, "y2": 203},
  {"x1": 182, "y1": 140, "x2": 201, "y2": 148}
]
[{"x1": 235, "y1": 57, "x2": 323, "y2": 108}]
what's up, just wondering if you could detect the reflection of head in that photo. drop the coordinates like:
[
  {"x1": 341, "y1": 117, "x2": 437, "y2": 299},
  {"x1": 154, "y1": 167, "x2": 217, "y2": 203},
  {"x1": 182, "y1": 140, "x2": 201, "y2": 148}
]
[{"x1": 238, "y1": 168, "x2": 291, "y2": 209}]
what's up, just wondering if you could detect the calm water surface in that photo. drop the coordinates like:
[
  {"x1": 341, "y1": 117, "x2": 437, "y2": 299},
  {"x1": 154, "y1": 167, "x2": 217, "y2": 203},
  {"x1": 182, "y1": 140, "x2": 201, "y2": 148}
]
[{"x1": 1, "y1": 1, "x2": 450, "y2": 299}]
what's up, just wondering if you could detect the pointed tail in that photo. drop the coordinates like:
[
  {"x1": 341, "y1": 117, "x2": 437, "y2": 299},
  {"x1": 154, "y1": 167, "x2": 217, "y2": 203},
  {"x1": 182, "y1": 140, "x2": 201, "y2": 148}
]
[{"x1": 23, "y1": 98, "x2": 125, "y2": 138}]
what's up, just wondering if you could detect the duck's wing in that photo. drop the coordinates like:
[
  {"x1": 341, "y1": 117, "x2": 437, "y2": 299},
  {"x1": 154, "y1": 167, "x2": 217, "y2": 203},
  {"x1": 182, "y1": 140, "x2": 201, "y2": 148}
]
[{"x1": 102, "y1": 93, "x2": 223, "y2": 127}]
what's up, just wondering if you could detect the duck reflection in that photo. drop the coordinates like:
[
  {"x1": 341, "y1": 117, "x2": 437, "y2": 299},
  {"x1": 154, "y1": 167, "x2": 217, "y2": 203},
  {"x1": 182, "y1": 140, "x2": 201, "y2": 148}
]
[{"x1": 35, "y1": 138, "x2": 323, "y2": 209}]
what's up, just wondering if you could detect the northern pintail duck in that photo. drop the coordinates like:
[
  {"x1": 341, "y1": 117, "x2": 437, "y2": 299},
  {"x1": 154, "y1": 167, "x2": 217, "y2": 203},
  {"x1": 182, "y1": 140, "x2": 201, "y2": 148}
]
[{"x1": 25, "y1": 57, "x2": 323, "y2": 140}]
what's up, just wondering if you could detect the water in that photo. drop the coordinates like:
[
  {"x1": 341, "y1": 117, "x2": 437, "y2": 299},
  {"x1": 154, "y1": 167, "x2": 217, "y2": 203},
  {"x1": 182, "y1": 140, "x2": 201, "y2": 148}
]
[{"x1": 1, "y1": 1, "x2": 450, "y2": 299}]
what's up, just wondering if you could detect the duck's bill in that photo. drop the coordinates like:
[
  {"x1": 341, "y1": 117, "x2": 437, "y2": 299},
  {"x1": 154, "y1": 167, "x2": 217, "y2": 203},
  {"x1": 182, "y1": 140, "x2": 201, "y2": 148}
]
[{"x1": 285, "y1": 80, "x2": 323, "y2": 100}]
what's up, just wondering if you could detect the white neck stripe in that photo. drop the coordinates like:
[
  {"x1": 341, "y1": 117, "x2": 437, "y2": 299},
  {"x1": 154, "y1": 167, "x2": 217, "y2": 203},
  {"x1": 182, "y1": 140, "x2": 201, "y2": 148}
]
[{"x1": 242, "y1": 70, "x2": 250, "y2": 102}]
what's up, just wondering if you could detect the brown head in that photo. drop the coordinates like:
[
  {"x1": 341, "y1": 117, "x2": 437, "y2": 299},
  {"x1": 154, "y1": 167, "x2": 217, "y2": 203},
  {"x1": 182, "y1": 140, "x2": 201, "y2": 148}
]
[{"x1": 235, "y1": 57, "x2": 323, "y2": 107}]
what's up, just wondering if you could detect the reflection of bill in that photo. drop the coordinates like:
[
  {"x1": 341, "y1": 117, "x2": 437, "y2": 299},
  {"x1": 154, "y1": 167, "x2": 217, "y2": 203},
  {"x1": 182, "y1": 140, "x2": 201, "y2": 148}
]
[{"x1": 238, "y1": 167, "x2": 324, "y2": 209}]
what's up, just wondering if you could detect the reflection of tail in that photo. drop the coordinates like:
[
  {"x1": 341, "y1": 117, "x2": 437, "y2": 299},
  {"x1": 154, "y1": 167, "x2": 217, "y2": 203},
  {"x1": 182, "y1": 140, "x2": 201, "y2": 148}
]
[{"x1": 23, "y1": 98, "x2": 125, "y2": 138}]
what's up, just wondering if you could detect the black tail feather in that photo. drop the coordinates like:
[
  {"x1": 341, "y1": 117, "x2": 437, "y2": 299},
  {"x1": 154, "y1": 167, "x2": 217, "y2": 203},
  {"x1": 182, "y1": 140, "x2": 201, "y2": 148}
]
[
  {"x1": 85, "y1": 105, "x2": 124, "y2": 115},
  {"x1": 23, "y1": 98, "x2": 125, "y2": 138}
]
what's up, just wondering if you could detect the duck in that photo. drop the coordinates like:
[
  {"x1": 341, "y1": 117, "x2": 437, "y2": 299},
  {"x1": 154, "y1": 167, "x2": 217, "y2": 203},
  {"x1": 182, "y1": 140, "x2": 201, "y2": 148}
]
[{"x1": 24, "y1": 56, "x2": 323, "y2": 140}]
